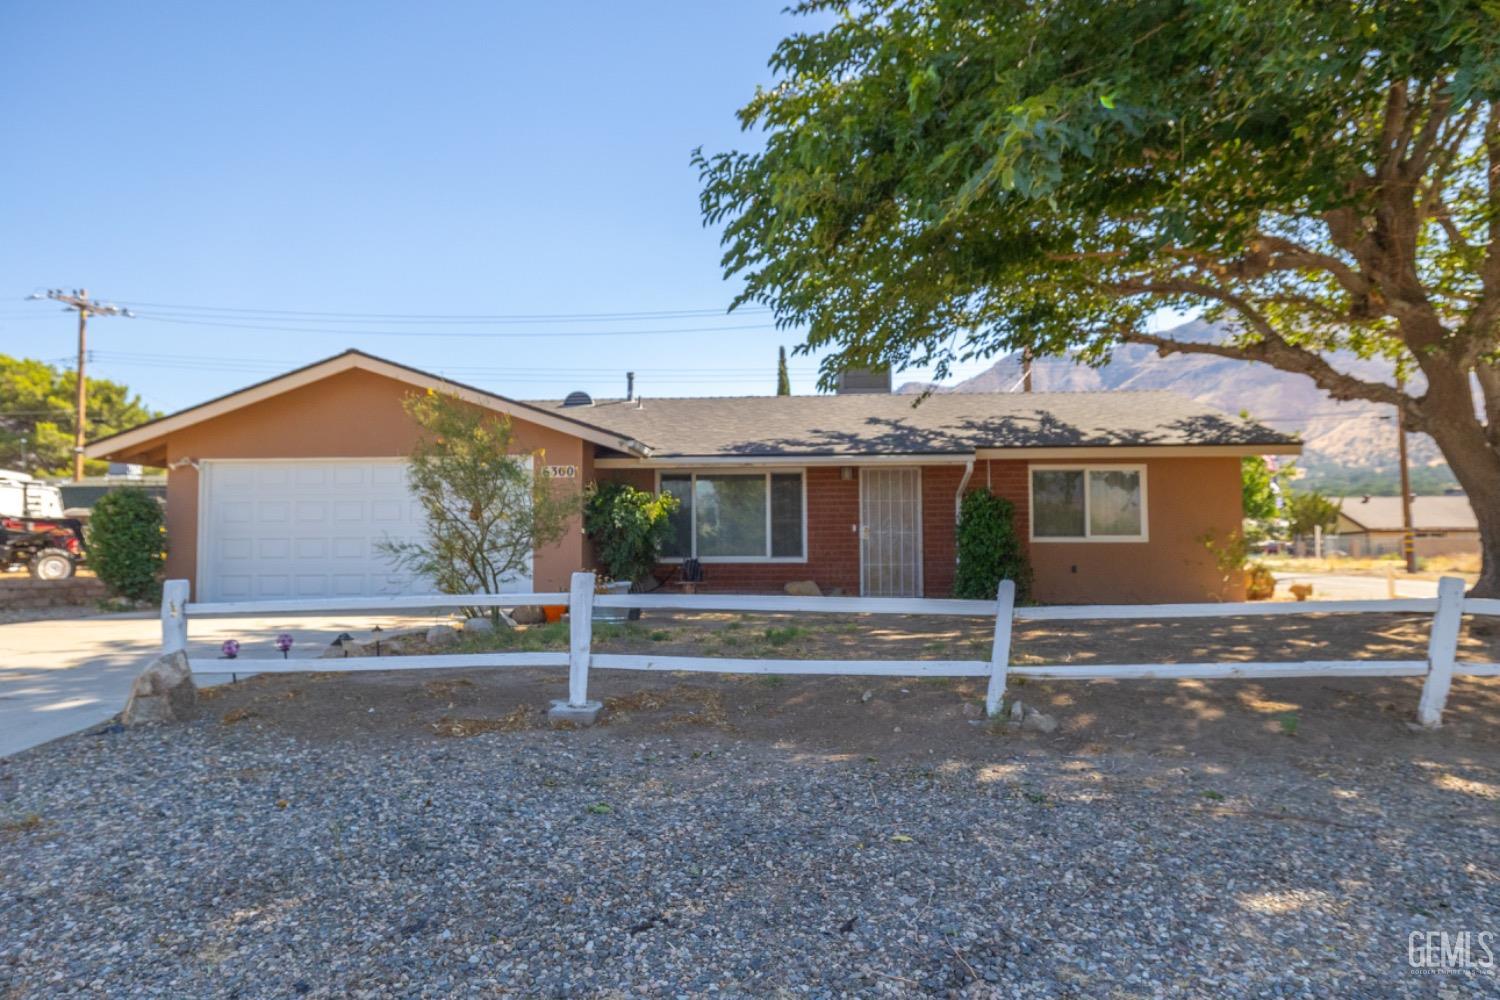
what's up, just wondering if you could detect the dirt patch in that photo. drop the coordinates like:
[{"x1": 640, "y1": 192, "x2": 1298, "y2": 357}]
[
  {"x1": 192, "y1": 607, "x2": 1500, "y2": 782},
  {"x1": 430, "y1": 704, "x2": 536, "y2": 737},
  {"x1": 394, "y1": 608, "x2": 1500, "y2": 667}
]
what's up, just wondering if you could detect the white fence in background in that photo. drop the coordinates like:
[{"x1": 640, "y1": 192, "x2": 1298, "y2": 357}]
[{"x1": 160, "y1": 573, "x2": 1499, "y2": 728}]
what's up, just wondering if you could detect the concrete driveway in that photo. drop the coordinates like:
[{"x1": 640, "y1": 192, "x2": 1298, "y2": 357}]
[{"x1": 0, "y1": 611, "x2": 443, "y2": 758}]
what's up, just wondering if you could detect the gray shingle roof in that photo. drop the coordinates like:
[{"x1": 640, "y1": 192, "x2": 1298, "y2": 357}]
[
  {"x1": 1338, "y1": 495, "x2": 1476, "y2": 532},
  {"x1": 525, "y1": 391, "x2": 1295, "y2": 458}
]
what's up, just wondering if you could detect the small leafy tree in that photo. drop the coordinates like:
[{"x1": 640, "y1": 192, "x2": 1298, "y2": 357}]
[
  {"x1": 87, "y1": 488, "x2": 164, "y2": 602},
  {"x1": 1285, "y1": 490, "x2": 1342, "y2": 541},
  {"x1": 1200, "y1": 529, "x2": 1275, "y2": 600},
  {"x1": 1241, "y1": 457, "x2": 1280, "y2": 524},
  {"x1": 380, "y1": 392, "x2": 577, "y2": 614},
  {"x1": 953, "y1": 487, "x2": 1030, "y2": 601},
  {"x1": 582, "y1": 481, "x2": 680, "y2": 585}
]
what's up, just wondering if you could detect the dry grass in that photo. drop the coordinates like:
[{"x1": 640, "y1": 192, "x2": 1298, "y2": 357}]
[
  {"x1": 1, "y1": 812, "x2": 43, "y2": 833},
  {"x1": 221, "y1": 707, "x2": 261, "y2": 726},
  {"x1": 1425, "y1": 552, "x2": 1481, "y2": 575},
  {"x1": 423, "y1": 678, "x2": 476, "y2": 698},
  {"x1": 430, "y1": 704, "x2": 536, "y2": 737},
  {"x1": 603, "y1": 685, "x2": 728, "y2": 728},
  {"x1": 1263, "y1": 553, "x2": 1479, "y2": 580}
]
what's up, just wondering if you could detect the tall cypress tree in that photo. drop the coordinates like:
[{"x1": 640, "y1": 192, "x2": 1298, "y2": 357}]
[{"x1": 775, "y1": 346, "x2": 790, "y2": 395}]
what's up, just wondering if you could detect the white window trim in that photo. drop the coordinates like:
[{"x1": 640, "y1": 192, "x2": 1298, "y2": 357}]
[
  {"x1": 1028, "y1": 464, "x2": 1150, "y2": 543},
  {"x1": 654, "y1": 468, "x2": 809, "y2": 564}
]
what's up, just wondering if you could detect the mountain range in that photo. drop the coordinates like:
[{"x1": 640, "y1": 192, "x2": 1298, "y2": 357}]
[{"x1": 896, "y1": 319, "x2": 1453, "y2": 492}]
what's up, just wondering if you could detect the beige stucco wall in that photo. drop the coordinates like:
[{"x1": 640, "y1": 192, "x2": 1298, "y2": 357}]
[
  {"x1": 1011, "y1": 456, "x2": 1247, "y2": 604},
  {"x1": 157, "y1": 368, "x2": 588, "y2": 597}
]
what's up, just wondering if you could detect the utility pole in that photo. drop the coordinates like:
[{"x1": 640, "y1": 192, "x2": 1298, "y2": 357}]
[
  {"x1": 26, "y1": 289, "x2": 133, "y2": 482},
  {"x1": 1396, "y1": 374, "x2": 1417, "y2": 573}
]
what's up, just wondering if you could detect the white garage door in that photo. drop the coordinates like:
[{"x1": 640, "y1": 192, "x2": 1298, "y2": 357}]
[{"x1": 197, "y1": 459, "x2": 533, "y2": 603}]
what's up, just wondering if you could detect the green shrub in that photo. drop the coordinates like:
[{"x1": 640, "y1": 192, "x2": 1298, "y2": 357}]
[
  {"x1": 87, "y1": 488, "x2": 165, "y2": 601},
  {"x1": 583, "y1": 481, "x2": 680, "y2": 584},
  {"x1": 953, "y1": 487, "x2": 1030, "y2": 601}
]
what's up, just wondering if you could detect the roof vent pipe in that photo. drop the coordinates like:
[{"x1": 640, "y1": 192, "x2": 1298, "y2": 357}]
[{"x1": 626, "y1": 372, "x2": 635, "y2": 401}]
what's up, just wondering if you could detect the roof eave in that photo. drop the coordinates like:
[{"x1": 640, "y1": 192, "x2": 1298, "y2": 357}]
[{"x1": 86, "y1": 349, "x2": 652, "y2": 460}]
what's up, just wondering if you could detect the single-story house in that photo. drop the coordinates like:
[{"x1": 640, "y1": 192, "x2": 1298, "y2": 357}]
[
  {"x1": 85, "y1": 349, "x2": 1299, "y2": 604},
  {"x1": 1336, "y1": 494, "x2": 1478, "y2": 558}
]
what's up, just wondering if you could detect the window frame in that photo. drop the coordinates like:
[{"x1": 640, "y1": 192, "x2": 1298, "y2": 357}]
[
  {"x1": 1027, "y1": 464, "x2": 1150, "y2": 543},
  {"x1": 654, "y1": 468, "x2": 809, "y2": 563}
]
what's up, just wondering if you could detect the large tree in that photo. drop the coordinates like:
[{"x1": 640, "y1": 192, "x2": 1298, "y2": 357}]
[
  {"x1": 0, "y1": 355, "x2": 157, "y2": 476},
  {"x1": 697, "y1": 1, "x2": 1500, "y2": 594}
]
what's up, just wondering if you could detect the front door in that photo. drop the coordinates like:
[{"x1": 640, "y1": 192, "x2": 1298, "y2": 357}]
[{"x1": 860, "y1": 468, "x2": 922, "y2": 597}]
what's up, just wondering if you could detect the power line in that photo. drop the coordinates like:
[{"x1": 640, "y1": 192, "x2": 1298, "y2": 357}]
[
  {"x1": 129, "y1": 315, "x2": 785, "y2": 339},
  {"x1": 113, "y1": 300, "x2": 769, "y2": 323}
]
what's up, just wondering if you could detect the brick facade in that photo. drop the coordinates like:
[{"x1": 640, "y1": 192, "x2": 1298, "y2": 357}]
[
  {"x1": 596, "y1": 465, "x2": 867, "y2": 594},
  {"x1": 596, "y1": 453, "x2": 1241, "y2": 602}
]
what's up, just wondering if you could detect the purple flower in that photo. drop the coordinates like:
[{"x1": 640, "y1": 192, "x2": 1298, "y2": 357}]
[
  {"x1": 221, "y1": 639, "x2": 240, "y2": 660},
  {"x1": 275, "y1": 633, "x2": 294, "y2": 658}
]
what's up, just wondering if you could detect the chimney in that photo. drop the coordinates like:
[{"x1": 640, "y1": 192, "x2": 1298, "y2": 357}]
[
  {"x1": 835, "y1": 367, "x2": 892, "y2": 394},
  {"x1": 626, "y1": 371, "x2": 635, "y2": 401}
]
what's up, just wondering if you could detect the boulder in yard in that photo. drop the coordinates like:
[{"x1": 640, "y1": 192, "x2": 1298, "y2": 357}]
[
  {"x1": 426, "y1": 624, "x2": 460, "y2": 647},
  {"x1": 465, "y1": 611, "x2": 516, "y2": 631},
  {"x1": 509, "y1": 606, "x2": 546, "y2": 625},
  {"x1": 1021, "y1": 706, "x2": 1059, "y2": 734},
  {"x1": 783, "y1": 580, "x2": 822, "y2": 598},
  {"x1": 121, "y1": 651, "x2": 197, "y2": 726}
]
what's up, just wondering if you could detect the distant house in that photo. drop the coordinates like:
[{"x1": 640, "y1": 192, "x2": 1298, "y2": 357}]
[
  {"x1": 85, "y1": 349, "x2": 1298, "y2": 605},
  {"x1": 1336, "y1": 494, "x2": 1478, "y2": 558}
]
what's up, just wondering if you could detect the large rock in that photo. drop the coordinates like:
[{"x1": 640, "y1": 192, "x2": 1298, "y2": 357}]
[
  {"x1": 121, "y1": 651, "x2": 197, "y2": 726},
  {"x1": 1021, "y1": 706, "x2": 1059, "y2": 734},
  {"x1": 464, "y1": 616, "x2": 495, "y2": 635},
  {"x1": 426, "y1": 624, "x2": 460, "y2": 647},
  {"x1": 783, "y1": 580, "x2": 822, "y2": 598},
  {"x1": 508, "y1": 606, "x2": 546, "y2": 625}
]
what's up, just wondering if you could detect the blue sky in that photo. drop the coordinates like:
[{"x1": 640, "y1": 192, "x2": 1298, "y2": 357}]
[{"x1": 0, "y1": 1, "x2": 1018, "y2": 413}]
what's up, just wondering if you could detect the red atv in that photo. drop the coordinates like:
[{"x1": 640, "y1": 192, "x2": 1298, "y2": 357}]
[
  {"x1": 1, "y1": 471, "x2": 85, "y2": 579},
  {"x1": 1, "y1": 516, "x2": 86, "y2": 579}
]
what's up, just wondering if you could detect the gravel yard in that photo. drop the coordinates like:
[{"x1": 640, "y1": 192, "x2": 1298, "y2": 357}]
[{"x1": 3, "y1": 616, "x2": 1499, "y2": 997}]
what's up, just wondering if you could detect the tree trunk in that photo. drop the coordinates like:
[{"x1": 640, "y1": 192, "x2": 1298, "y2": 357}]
[{"x1": 1421, "y1": 399, "x2": 1500, "y2": 597}]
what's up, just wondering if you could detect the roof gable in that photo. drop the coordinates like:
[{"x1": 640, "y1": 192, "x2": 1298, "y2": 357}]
[{"x1": 86, "y1": 350, "x2": 651, "y2": 460}]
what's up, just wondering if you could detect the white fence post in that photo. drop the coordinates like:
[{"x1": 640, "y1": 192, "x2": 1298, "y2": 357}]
[
  {"x1": 1416, "y1": 576, "x2": 1466, "y2": 727},
  {"x1": 567, "y1": 571, "x2": 596, "y2": 708},
  {"x1": 984, "y1": 579, "x2": 1017, "y2": 717},
  {"x1": 161, "y1": 579, "x2": 190, "y2": 655}
]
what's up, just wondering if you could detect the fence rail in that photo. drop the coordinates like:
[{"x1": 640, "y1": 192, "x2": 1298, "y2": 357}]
[{"x1": 160, "y1": 573, "x2": 1497, "y2": 728}]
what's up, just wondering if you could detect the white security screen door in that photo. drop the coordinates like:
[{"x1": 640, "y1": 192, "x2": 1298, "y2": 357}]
[{"x1": 860, "y1": 468, "x2": 922, "y2": 597}]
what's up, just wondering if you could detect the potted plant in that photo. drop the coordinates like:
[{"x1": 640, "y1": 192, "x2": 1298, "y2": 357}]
[{"x1": 583, "y1": 482, "x2": 680, "y2": 621}]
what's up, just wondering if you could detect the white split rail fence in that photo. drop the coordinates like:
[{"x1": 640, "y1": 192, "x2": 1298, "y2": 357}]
[{"x1": 161, "y1": 573, "x2": 1499, "y2": 727}]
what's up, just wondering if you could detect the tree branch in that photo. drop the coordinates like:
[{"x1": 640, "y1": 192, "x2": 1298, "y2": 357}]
[
  {"x1": 1120, "y1": 328, "x2": 1417, "y2": 421},
  {"x1": 1110, "y1": 277, "x2": 1417, "y2": 419}
]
